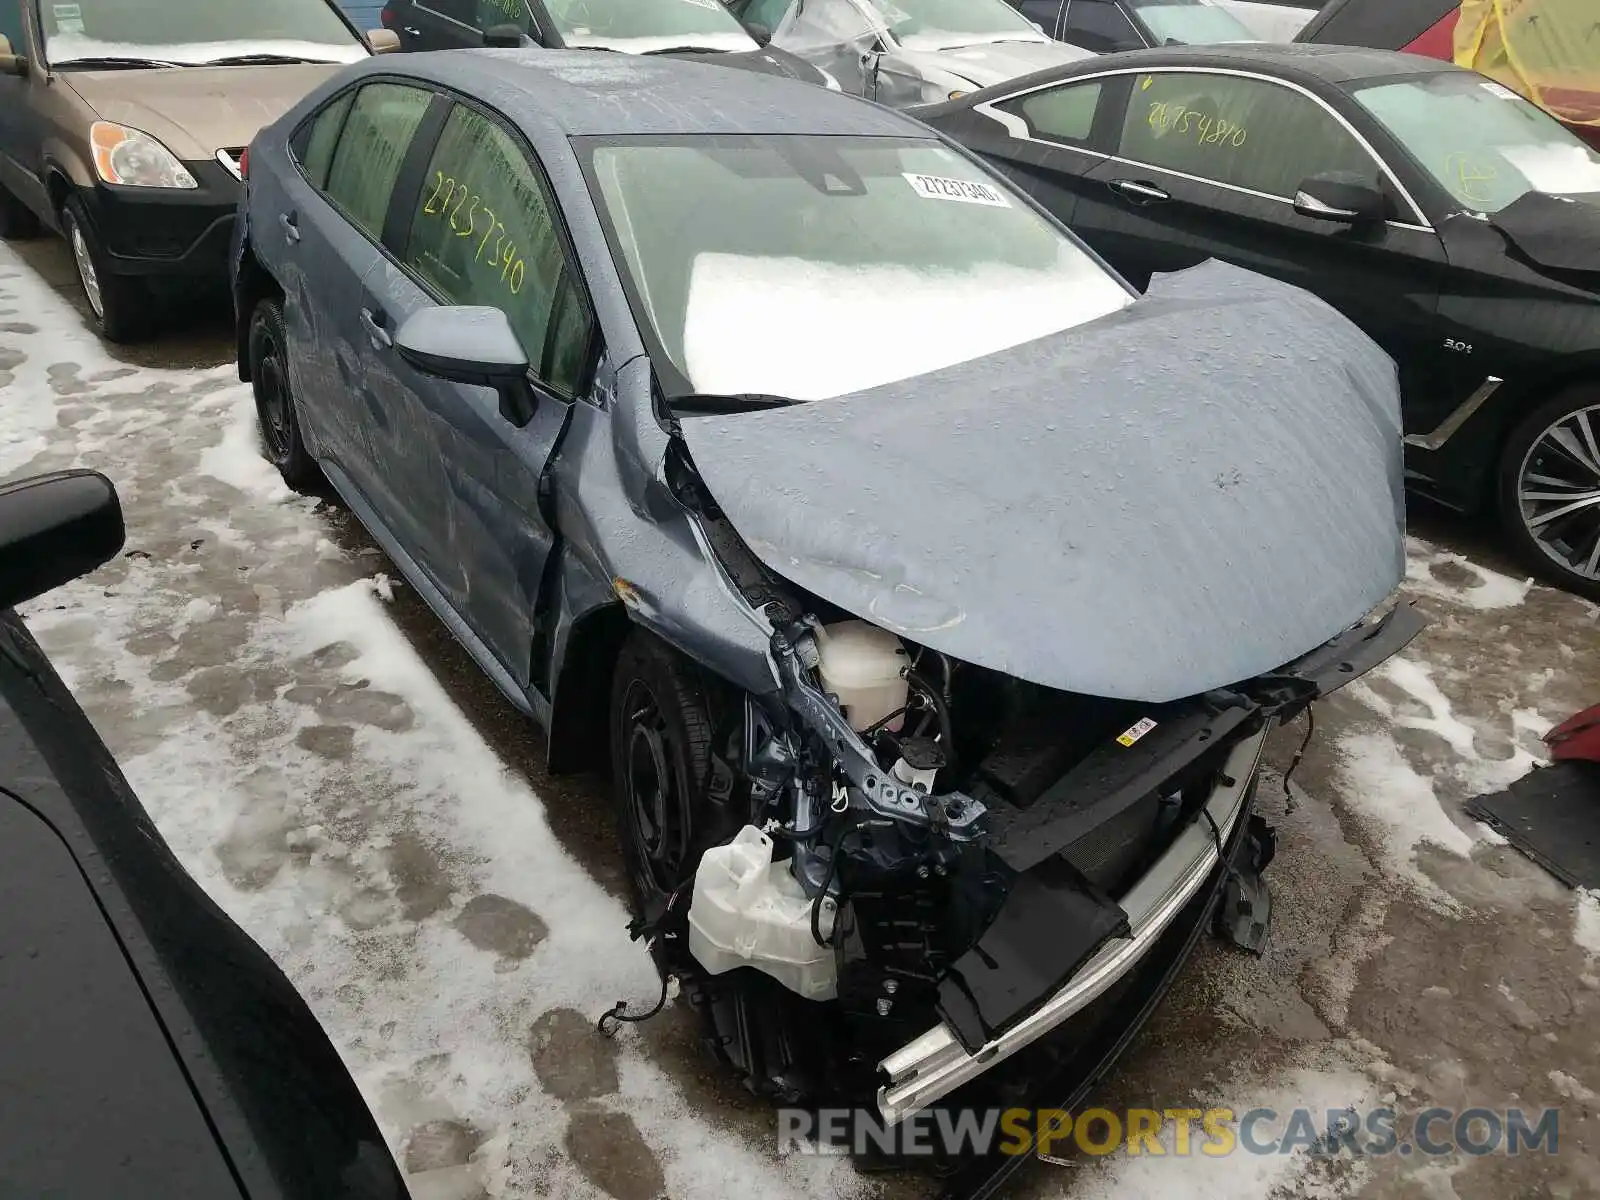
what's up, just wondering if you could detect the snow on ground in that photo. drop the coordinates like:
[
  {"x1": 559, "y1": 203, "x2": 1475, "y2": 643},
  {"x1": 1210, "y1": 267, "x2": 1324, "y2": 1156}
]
[
  {"x1": 6, "y1": 237, "x2": 1600, "y2": 1200},
  {"x1": 0, "y1": 243, "x2": 864, "y2": 1199}
]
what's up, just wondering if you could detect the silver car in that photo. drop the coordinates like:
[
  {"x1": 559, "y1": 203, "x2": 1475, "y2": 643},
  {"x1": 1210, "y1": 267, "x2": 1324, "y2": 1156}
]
[{"x1": 728, "y1": 0, "x2": 1094, "y2": 104}]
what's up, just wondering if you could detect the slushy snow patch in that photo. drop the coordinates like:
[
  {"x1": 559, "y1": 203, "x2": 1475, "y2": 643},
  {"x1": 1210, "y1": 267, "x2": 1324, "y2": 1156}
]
[
  {"x1": 1405, "y1": 538, "x2": 1534, "y2": 610},
  {"x1": 1575, "y1": 891, "x2": 1600, "y2": 960},
  {"x1": 1335, "y1": 731, "x2": 1474, "y2": 898}
]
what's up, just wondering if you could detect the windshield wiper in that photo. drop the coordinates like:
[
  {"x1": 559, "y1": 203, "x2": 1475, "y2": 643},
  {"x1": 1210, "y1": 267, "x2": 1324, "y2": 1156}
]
[
  {"x1": 640, "y1": 45, "x2": 732, "y2": 55},
  {"x1": 202, "y1": 53, "x2": 339, "y2": 65},
  {"x1": 54, "y1": 55, "x2": 189, "y2": 69},
  {"x1": 668, "y1": 392, "x2": 802, "y2": 415}
]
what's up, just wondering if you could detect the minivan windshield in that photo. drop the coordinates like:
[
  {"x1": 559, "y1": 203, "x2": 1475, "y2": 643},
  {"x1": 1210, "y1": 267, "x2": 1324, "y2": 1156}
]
[
  {"x1": 538, "y1": 0, "x2": 756, "y2": 52},
  {"x1": 42, "y1": 0, "x2": 368, "y2": 68},
  {"x1": 583, "y1": 135, "x2": 1132, "y2": 400},
  {"x1": 1350, "y1": 69, "x2": 1600, "y2": 212}
]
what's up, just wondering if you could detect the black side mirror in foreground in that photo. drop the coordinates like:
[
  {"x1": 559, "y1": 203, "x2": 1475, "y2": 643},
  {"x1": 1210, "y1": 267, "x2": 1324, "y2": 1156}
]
[
  {"x1": 743, "y1": 20, "x2": 773, "y2": 45},
  {"x1": 0, "y1": 471, "x2": 125, "y2": 610},
  {"x1": 1294, "y1": 170, "x2": 1389, "y2": 224}
]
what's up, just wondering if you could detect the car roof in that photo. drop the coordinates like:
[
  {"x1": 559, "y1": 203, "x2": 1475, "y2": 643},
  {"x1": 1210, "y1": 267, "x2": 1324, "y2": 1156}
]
[
  {"x1": 1062, "y1": 42, "x2": 1465, "y2": 88},
  {"x1": 377, "y1": 48, "x2": 927, "y2": 138}
]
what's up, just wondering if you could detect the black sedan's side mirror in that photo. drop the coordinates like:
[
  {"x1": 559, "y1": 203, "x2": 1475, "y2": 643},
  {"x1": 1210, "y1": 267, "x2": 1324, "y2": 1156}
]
[
  {"x1": 1294, "y1": 171, "x2": 1389, "y2": 225},
  {"x1": 484, "y1": 22, "x2": 531, "y2": 47},
  {"x1": 742, "y1": 20, "x2": 773, "y2": 45},
  {"x1": 0, "y1": 471, "x2": 125, "y2": 610},
  {"x1": 395, "y1": 306, "x2": 538, "y2": 427}
]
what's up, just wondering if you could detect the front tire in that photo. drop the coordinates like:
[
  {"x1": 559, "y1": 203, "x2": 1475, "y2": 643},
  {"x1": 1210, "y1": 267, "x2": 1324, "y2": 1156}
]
[
  {"x1": 61, "y1": 194, "x2": 152, "y2": 343},
  {"x1": 1498, "y1": 386, "x2": 1600, "y2": 601},
  {"x1": 608, "y1": 630, "x2": 732, "y2": 932},
  {"x1": 248, "y1": 296, "x2": 322, "y2": 492}
]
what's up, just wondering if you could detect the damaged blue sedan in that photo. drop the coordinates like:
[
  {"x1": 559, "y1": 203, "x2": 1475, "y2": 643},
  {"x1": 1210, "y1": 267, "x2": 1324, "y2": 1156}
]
[{"x1": 232, "y1": 47, "x2": 1423, "y2": 1145}]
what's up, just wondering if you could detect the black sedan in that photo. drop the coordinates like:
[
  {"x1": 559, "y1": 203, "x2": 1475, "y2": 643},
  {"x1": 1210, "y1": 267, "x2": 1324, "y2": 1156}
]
[
  {"x1": 0, "y1": 471, "x2": 408, "y2": 1198},
  {"x1": 917, "y1": 44, "x2": 1600, "y2": 597}
]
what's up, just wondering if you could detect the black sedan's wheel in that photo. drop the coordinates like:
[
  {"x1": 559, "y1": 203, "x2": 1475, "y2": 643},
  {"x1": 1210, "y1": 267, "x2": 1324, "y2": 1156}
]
[
  {"x1": 61, "y1": 194, "x2": 151, "y2": 343},
  {"x1": 609, "y1": 631, "x2": 727, "y2": 929},
  {"x1": 248, "y1": 297, "x2": 322, "y2": 493},
  {"x1": 1500, "y1": 388, "x2": 1600, "y2": 600}
]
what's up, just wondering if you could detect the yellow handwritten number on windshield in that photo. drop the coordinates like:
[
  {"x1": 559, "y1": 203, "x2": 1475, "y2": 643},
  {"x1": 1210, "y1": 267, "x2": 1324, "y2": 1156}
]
[{"x1": 421, "y1": 171, "x2": 526, "y2": 295}]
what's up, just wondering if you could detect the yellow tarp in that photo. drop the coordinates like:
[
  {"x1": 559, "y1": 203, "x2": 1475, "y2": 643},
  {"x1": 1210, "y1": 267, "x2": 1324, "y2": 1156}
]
[{"x1": 1455, "y1": 0, "x2": 1600, "y2": 127}]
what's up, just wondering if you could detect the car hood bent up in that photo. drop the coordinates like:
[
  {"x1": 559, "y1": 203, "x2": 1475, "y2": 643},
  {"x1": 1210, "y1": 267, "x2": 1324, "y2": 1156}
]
[
  {"x1": 909, "y1": 37, "x2": 1093, "y2": 88},
  {"x1": 679, "y1": 261, "x2": 1406, "y2": 704}
]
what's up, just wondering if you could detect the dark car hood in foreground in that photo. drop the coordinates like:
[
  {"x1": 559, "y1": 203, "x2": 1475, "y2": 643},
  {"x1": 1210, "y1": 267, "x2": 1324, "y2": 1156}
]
[{"x1": 680, "y1": 260, "x2": 1405, "y2": 703}]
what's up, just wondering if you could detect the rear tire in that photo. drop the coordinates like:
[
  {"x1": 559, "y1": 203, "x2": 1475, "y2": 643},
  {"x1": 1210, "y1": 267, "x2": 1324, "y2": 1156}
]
[
  {"x1": 1497, "y1": 385, "x2": 1600, "y2": 601},
  {"x1": 0, "y1": 185, "x2": 40, "y2": 240},
  {"x1": 248, "y1": 296, "x2": 322, "y2": 492},
  {"x1": 62, "y1": 194, "x2": 152, "y2": 343}
]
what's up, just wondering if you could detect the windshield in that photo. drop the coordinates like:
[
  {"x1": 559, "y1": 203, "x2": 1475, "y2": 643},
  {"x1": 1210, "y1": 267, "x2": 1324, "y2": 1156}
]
[
  {"x1": 41, "y1": 0, "x2": 366, "y2": 67},
  {"x1": 861, "y1": 0, "x2": 1045, "y2": 50},
  {"x1": 1129, "y1": 0, "x2": 1258, "y2": 44},
  {"x1": 1350, "y1": 70, "x2": 1600, "y2": 212},
  {"x1": 539, "y1": 0, "x2": 755, "y2": 52},
  {"x1": 583, "y1": 135, "x2": 1132, "y2": 401}
]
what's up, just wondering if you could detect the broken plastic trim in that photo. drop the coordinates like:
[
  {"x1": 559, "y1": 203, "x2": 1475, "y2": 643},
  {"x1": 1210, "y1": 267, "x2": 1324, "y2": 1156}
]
[
  {"x1": 875, "y1": 724, "x2": 1270, "y2": 1124},
  {"x1": 771, "y1": 626, "x2": 988, "y2": 839}
]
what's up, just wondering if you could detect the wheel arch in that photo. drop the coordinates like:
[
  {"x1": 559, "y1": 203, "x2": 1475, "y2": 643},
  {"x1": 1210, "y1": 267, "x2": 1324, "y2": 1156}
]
[
  {"x1": 1475, "y1": 361, "x2": 1600, "y2": 509},
  {"x1": 235, "y1": 246, "x2": 283, "y2": 384},
  {"x1": 545, "y1": 600, "x2": 633, "y2": 775}
]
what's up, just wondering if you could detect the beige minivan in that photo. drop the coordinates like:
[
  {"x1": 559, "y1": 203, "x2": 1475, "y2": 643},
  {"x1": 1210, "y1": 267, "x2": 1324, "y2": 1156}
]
[{"x1": 0, "y1": 0, "x2": 397, "y2": 341}]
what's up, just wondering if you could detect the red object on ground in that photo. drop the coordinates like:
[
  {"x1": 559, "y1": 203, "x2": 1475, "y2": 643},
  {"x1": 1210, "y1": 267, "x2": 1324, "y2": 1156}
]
[{"x1": 1546, "y1": 704, "x2": 1600, "y2": 763}]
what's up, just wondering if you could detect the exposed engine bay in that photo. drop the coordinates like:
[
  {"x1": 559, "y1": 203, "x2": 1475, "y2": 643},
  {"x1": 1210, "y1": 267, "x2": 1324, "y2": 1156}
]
[{"x1": 625, "y1": 447, "x2": 1428, "y2": 1119}]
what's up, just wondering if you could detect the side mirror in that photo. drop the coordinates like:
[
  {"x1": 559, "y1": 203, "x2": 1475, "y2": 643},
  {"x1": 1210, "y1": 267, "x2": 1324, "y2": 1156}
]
[
  {"x1": 1294, "y1": 171, "x2": 1388, "y2": 224},
  {"x1": 395, "y1": 306, "x2": 537, "y2": 427},
  {"x1": 483, "y1": 23, "x2": 529, "y2": 48},
  {"x1": 742, "y1": 20, "x2": 773, "y2": 45},
  {"x1": 0, "y1": 471, "x2": 125, "y2": 610},
  {"x1": 366, "y1": 28, "x2": 401, "y2": 54}
]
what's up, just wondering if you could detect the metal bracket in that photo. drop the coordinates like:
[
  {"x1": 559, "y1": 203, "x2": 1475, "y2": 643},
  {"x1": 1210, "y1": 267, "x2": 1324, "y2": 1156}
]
[{"x1": 1405, "y1": 376, "x2": 1502, "y2": 452}]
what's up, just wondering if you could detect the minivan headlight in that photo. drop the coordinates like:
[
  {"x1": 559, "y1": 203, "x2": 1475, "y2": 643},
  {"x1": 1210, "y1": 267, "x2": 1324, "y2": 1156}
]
[{"x1": 90, "y1": 122, "x2": 199, "y2": 189}]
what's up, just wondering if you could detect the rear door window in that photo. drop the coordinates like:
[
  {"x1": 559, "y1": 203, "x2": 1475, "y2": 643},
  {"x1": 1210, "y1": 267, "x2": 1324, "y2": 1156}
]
[
  {"x1": 404, "y1": 103, "x2": 592, "y2": 396},
  {"x1": 1003, "y1": 79, "x2": 1106, "y2": 146},
  {"x1": 322, "y1": 82, "x2": 434, "y2": 239},
  {"x1": 293, "y1": 91, "x2": 357, "y2": 191},
  {"x1": 1116, "y1": 71, "x2": 1380, "y2": 200}
]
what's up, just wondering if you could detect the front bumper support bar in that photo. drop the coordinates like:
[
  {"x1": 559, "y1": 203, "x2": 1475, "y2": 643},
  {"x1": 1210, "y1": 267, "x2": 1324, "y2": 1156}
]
[{"x1": 876, "y1": 724, "x2": 1270, "y2": 1124}]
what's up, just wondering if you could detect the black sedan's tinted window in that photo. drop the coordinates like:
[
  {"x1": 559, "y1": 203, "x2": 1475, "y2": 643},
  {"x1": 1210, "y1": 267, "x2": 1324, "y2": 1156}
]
[{"x1": 1118, "y1": 71, "x2": 1378, "y2": 200}]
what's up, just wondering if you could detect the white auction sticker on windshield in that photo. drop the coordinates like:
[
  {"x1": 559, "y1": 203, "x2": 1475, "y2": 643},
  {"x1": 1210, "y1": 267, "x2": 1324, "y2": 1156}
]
[
  {"x1": 1481, "y1": 80, "x2": 1521, "y2": 101},
  {"x1": 53, "y1": 3, "x2": 84, "y2": 32},
  {"x1": 903, "y1": 172, "x2": 1011, "y2": 207}
]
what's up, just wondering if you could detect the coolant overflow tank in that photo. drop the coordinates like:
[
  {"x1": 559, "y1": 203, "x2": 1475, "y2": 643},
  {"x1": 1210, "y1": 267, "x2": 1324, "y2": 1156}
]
[
  {"x1": 814, "y1": 619, "x2": 909, "y2": 732},
  {"x1": 687, "y1": 826, "x2": 838, "y2": 1001}
]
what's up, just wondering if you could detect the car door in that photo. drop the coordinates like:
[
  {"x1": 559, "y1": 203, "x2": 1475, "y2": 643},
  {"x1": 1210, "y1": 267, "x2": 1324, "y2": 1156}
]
[
  {"x1": 395, "y1": 0, "x2": 482, "y2": 48},
  {"x1": 1070, "y1": 68, "x2": 1450, "y2": 403},
  {"x1": 0, "y1": 0, "x2": 42, "y2": 215},
  {"x1": 278, "y1": 80, "x2": 436, "y2": 530},
  {"x1": 1058, "y1": 0, "x2": 1147, "y2": 50},
  {"x1": 360, "y1": 99, "x2": 595, "y2": 691}
]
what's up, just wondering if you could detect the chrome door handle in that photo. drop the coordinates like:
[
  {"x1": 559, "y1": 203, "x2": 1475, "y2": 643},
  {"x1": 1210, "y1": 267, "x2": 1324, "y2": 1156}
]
[
  {"x1": 1109, "y1": 179, "x2": 1171, "y2": 204},
  {"x1": 278, "y1": 212, "x2": 300, "y2": 243},
  {"x1": 402, "y1": 25, "x2": 422, "y2": 36},
  {"x1": 359, "y1": 308, "x2": 392, "y2": 350}
]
